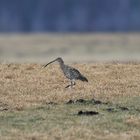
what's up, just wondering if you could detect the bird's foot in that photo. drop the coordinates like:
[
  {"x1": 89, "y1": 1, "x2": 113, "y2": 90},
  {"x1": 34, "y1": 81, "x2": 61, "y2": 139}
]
[
  {"x1": 65, "y1": 85, "x2": 76, "y2": 89},
  {"x1": 65, "y1": 85, "x2": 71, "y2": 88},
  {"x1": 65, "y1": 81, "x2": 76, "y2": 89}
]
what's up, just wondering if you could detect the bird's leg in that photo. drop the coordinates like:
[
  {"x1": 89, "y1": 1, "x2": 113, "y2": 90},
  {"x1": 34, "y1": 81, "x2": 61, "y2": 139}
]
[
  {"x1": 65, "y1": 81, "x2": 72, "y2": 88},
  {"x1": 65, "y1": 84, "x2": 71, "y2": 88},
  {"x1": 71, "y1": 80, "x2": 76, "y2": 87},
  {"x1": 65, "y1": 80, "x2": 75, "y2": 88}
]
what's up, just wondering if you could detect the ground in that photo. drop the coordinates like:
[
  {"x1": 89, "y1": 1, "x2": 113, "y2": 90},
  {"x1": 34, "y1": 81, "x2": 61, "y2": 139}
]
[{"x1": 0, "y1": 63, "x2": 140, "y2": 140}]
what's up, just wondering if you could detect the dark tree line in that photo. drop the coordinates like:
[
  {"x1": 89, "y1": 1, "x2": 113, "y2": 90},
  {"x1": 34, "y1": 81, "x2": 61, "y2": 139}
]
[{"x1": 0, "y1": 0, "x2": 140, "y2": 32}]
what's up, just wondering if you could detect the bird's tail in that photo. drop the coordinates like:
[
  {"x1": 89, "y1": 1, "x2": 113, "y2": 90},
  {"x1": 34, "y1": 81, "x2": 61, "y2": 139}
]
[{"x1": 80, "y1": 75, "x2": 88, "y2": 82}]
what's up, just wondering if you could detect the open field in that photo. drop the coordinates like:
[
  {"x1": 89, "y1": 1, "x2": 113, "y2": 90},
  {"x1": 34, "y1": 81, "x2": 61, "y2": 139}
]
[
  {"x1": 0, "y1": 63, "x2": 140, "y2": 140},
  {"x1": 0, "y1": 33, "x2": 140, "y2": 139}
]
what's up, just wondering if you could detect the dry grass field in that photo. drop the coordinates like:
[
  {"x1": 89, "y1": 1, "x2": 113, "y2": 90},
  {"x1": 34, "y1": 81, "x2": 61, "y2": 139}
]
[{"x1": 0, "y1": 62, "x2": 140, "y2": 140}]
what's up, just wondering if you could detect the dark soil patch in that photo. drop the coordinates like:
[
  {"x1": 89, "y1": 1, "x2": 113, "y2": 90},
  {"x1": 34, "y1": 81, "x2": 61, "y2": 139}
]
[
  {"x1": 105, "y1": 106, "x2": 129, "y2": 113},
  {"x1": 136, "y1": 109, "x2": 140, "y2": 112},
  {"x1": 118, "y1": 106, "x2": 129, "y2": 111},
  {"x1": 46, "y1": 102, "x2": 57, "y2": 105},
  {"x1": 0, "y1": 102, "x2": 9, "y2": 111},
  {"x1": 77, "y1": 110, "x2": 99, "y2": 116},
  {"x1": 66, "y1": 98, "x2": 140, "y2": 115},
  {"x1": 0, "y1": 107, "x2": 8, "y2": 111},
  {"x1": 106, "y1": 107, "x2": 117, "y2": 112},
  {"x1": 66, "y1": 100, "x2": 75, "y2": 104},
  {"x1": 66, "y1": 98, "x2": 109, "y2": 105}
]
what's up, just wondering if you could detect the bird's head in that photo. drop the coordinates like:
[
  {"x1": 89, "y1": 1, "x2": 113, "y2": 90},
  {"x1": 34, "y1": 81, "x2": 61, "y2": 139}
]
[
  {"x1": 55, "y1": 57, "x2": 64, "y2": 64},
  {"x1": 44, "y1": 57, "x2": 64, "y2": 67}
]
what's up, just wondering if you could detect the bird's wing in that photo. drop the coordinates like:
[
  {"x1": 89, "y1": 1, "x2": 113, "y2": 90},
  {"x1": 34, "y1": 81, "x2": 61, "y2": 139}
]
[
  {"x1": 62, "y1": 65, "x2": 83, "y2": 80},
  {"x1": 70, "y1": 67, "x2": 88, "y2": 81},
  {"x1": 69, "y1": 67, "x2": 82, "y2": 78}
]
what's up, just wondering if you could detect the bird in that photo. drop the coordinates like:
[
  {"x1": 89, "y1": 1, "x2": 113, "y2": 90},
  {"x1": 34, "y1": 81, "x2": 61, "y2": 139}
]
[{"x1": 44, "y1": 57, "x2": 88, "y2": 88}]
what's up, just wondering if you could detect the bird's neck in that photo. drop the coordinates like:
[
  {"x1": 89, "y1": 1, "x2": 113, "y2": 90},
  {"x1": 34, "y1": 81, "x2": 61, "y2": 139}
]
[{"x1": 59, "y1": 61, "x2": 65, "y2": 70}]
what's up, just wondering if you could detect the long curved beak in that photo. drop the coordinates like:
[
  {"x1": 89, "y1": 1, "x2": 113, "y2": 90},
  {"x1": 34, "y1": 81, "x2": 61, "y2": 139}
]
[{"x1": 43, "y1": 59, "x2": 57, "y2": 68}]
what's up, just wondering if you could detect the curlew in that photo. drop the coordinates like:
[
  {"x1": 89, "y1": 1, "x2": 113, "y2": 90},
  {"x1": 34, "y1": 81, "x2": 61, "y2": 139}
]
[{"x1": 44, "y1": 57, "x2": 88, "y2": 88}]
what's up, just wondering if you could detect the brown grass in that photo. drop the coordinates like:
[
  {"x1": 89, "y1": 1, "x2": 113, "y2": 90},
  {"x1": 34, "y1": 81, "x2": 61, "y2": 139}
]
[{"x1": 0, "y1": 63, "x2": 140, "y2": 108}]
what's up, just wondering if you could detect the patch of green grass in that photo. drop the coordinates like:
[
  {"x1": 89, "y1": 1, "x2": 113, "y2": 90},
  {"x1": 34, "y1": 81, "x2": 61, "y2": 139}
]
[{"x1": 0, "y1": 96, "x2": 139, "y2": 139}]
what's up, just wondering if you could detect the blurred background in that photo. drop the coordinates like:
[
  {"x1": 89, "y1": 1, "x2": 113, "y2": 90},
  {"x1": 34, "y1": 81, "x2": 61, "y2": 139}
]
[{"x1": 0, "y1": 0, "x2": 140, "y2": 63}]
